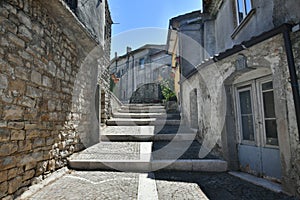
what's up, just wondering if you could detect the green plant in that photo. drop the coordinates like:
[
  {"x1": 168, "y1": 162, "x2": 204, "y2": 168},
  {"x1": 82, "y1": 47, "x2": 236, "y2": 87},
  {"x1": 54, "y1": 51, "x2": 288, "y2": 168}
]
[{"x1": 160, "y1": 80, "x2": 177, "y2": 102}]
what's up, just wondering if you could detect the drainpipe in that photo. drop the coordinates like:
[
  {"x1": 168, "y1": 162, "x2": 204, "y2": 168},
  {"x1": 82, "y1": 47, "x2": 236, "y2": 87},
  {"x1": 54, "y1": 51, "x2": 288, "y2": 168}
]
[
  {"x1": 132, "y1": 54, "x2": 135, "y2": 92},
  {"x1": 283, "y1": 24, "x2": 300, "y2": 141}
]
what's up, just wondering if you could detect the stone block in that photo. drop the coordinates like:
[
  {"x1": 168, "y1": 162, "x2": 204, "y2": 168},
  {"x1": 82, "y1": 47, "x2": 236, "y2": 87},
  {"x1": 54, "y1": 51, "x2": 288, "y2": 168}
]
[
  {"x1": 8, "y1": 176, "x2": 21, "y2": 194},
  {"x1": 17, "y1": 11, "x2": 31, "y2": 29},
  {"x1": 3, "y1": 106, "x2": 23, "y2": 120},
  {"x1": 7, "y1": 32, "x2": 25, "y2": 48},
  {"x1": 0, "y1": 181, "x2": 8, "y2": 198},
  {"x1": 0, "y1": 156, "x2": 17, "y2": 170},
  {"x1": 22, "y1": 169, "x2": 35, "y2": 181},
  {"x1": 26, "y1": 130, "x2": 39, "y2": 139},
  {"x1": 42, "y1": 75, "x2": 52, "y2": 88},
  {"x1": 0, "y1": 74, "x2": 8, "y2": 89},
  {"x1": 26, "y1": 86, "x2": 41, "y2": 98},
  {"x1": 18, "y1": 25, "x2": 32, "y2": 41},
  {"x1": 48, "y1": 100, "x2": 56, "y2": 111},
  {"x1": 19, "y1": 96, "x2": 35, "y2": 108},
  {"x1": 7, "y1": 121, "x2": 24, "y2": 130},
  {"x1": 7, "y1": 168, "x2": 18, "y2": 180},
  {"x1": 1, "y1": 19, "x2": 17, "y2": 34},
  {"x1": 33, "y1": 138, "x2": 45, "y2": 148},
  {"x1": 24, "y1": 123, "x2": 37, "y2": 130},
  {"x1": 0, "y1": 143, "x2": 18, "y2": 156},
  {"x1": 31, "y1": 70, "x2": 42, "y2": 85},
  {"x1": 0, "y1": 170, "x2": 8, "y2": 182},
  {"x1": 18, "y1": 140, "x2": 32, "y2": 152},
  {"x1": 0, "y1": 128, "x2": 10, "y2": 142},
  {"x1": 48, "y1": 61, "x2": 56, "y2": 77},
  {"x1": 25, "y1": 161, "x2": 36, "y2": 171},
  {"x1": 7, "y1": 54, "x2": 23, "y2": 66},
  {"x1": 18, "y1": 50, "x2": 32, "y2": 62},
  {"x1": 0, "y1": 121, "x2": 7, "y2": 128},
  {"x1": 32, "y1": 22, "x2": 44, "y2": 36},
  {"x1": 11, "y1": 130, "x2": 25, "y2": 140},
  {"x1": 15, "y1": 66, "x2": 29, "y2": 80},
  {"x1": 8, "y1": 79, "x2": 26, "y2": 94}
]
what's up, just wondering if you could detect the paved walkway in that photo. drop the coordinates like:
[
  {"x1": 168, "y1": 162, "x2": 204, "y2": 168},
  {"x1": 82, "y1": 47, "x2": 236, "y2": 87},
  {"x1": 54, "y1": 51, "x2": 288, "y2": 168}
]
[{"x1": 18, "y1": 169, "x2": 297, "y2": 200}]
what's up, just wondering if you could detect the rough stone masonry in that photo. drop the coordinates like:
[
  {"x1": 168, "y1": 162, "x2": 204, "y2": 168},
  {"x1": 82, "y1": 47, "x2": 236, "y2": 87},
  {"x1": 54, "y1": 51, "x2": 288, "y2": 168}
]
[{"x1": 0, "y1": 0, "x2": 109, "y2": 199}]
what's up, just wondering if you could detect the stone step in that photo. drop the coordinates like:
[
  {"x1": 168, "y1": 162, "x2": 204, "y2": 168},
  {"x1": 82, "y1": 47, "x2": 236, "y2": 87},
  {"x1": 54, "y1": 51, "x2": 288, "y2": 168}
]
[
  {"x1": 100, "y1": 126, "x2": 195, "y2": 142},
  {"x1": 106, "y1": 118, "x2": 181, "y2": 126},
  {"x1": 151, "y1": 141, "x2": 219, "y2": 160},
  {"x1": 117, "y1": 108, "x2": 166, "y2": 113},
  {"x1": 112, "y1": 112, "x2": 180, "y2": 119},
  {"x1": 100, "y1": 133, "x2": 197, "y2": 142},
  {"x1": 68, "y1": 159, "x2": 228, "y2": 172},
  {"x1": 123, "y1": 103, "x2": 164, "y2": 107},
  {"x1": 68, "y1": 141, "x2": 227, "y2": 172}
]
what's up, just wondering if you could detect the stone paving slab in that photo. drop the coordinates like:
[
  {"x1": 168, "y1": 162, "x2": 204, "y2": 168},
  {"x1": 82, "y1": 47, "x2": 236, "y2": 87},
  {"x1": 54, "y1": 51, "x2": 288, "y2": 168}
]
[
  {"x1": 18, "y1": 170, "x2": 297, "y2": 200},
  {"x1": 25, "y1": 171, "x2": 139, "y2": 200},
  {"x1": 154, "y1": 171, "x2": 298, "y2": 200},
  {"x1": 69, "y1": 142, "x2": 143, "y2": 160},
  {"x1": 101, "y1": 126, "x2": 155, "y2": 136}
]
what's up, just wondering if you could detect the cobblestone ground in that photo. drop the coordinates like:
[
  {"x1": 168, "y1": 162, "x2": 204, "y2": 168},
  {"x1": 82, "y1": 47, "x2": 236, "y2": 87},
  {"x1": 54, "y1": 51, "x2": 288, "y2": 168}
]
[
  {"x1": 19, "y1": 170, "x2": 298, "y2": 200},
  {"x1": 154, "y1": 171, "x2": 299, "y2": 200}
]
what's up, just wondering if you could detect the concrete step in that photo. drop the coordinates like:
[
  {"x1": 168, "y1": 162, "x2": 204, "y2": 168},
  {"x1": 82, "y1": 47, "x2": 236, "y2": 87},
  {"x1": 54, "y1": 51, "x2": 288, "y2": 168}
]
[
  {"x1": 101, "y1": 133, "x2": 197, "y2": 142},
  {"x1": 68, "y1": 141, "x2": 227, "y2": 172},
  {"x1": 68, "y1": 159, "x2": 227, "y2": 172},
  {"x1": 151, "y1": 141, "x2": 219, "y2": 160},
  {"x1": 112, "y1": 112, "x2": 180, "y2": 119},
  {"x1": 100, "y1": 126, "x2": 195, "y2": 142},
  {"x1": 117, "y1": 108, "x2": 166, "y2": 113},
  {"x1": 122, "y1": 103, "x2": 164, "y2": 107},
  {"x1": 106, "y1": 118, "x2": 181, "y2": 126}
]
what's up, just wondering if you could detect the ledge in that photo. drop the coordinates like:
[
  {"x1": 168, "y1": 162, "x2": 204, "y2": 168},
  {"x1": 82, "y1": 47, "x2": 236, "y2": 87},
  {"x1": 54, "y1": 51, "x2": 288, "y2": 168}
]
[{"x1": 231, "y1": 9, "x2": 256, "y2": 39}]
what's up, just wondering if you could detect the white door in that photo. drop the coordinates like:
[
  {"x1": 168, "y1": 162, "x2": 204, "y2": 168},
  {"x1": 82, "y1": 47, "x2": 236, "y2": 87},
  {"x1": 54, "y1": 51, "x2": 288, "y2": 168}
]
[{"x1": 236, "y1": 76, "x2": 281, "y2": 180}]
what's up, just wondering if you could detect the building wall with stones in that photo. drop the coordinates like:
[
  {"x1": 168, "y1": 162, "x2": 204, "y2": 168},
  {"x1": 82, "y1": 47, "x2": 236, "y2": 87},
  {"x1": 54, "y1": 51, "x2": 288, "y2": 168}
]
[{"x1": 0, "y1": 0, "x2": 111, "y2": 199}]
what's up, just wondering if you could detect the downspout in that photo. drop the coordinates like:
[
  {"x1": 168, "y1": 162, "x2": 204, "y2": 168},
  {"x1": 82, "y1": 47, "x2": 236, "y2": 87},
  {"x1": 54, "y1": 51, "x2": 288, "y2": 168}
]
[
  {"x1": 132, "y1": 54, "x2": 135, "y2": 92},
  {"x1": 283, "y1": 24, "x2": 300, "y2": 140}
]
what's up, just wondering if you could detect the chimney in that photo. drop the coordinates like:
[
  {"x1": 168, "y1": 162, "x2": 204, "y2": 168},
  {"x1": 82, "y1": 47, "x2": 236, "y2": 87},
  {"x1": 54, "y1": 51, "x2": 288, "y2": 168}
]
[{"x1": 126, "y1": 46, "x2": 132, "y2": 54}]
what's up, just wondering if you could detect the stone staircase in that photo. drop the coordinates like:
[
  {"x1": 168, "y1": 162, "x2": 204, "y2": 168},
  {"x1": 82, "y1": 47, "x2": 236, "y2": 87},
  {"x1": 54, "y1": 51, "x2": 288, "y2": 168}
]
[{"x1": 68, "y1": 104, "x2": 227, "y2": 172}]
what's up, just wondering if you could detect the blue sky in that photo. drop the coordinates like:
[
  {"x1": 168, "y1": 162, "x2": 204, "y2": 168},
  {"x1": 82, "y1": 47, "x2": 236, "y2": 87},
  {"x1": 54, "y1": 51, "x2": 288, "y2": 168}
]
[{"x1": 108, "y1": 0, "x2": 202, "y2": 57}]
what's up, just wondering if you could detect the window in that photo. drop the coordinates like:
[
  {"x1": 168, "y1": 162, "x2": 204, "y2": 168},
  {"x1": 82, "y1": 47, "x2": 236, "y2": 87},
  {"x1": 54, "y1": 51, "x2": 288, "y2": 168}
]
[
  {"x1": 237, "y1": 87, "x2": 255, "y2": 142},
  {"x1": 139, "y1": 58, "x2": 145, "y2": 70},
  {"x1": 261, "y1": 81, "x2": 278, "y2": 146},
  {"x1": 236, "y1": 0, "x2": 252, "y2": 24}
]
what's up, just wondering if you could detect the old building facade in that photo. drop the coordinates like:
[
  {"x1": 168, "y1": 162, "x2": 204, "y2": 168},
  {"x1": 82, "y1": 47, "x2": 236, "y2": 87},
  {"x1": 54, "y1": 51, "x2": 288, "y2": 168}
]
[
  {"x1": 168, "y1": 0, "x2": 300, "y2": 196},
  {"x1": 109, "y1": 44, "x2": 173, "y2": 103},
  {"x1": 0, "y1": 0, "x2": 112, "y2": 198}
]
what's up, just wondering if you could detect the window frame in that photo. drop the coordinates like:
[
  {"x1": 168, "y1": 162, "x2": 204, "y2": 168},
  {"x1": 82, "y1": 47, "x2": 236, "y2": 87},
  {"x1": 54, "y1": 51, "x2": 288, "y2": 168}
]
[
  {"x1": 235, "y1": 0, "x2": 253, "y2": 25},
  {"x1": 235, "y1": 83, "x2": 257, "y2": 145}
]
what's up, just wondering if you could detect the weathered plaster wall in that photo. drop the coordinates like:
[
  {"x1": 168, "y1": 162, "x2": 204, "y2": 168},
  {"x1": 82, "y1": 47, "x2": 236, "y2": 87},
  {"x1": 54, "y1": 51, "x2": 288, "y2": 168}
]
[
  {"x1": 77, "y1": 0, "x2": 105, "y2": 45},
  {"x1": 288, "y1": 30, "x2": 300, "y2": 196},
  {"x1": 181, "y1": 32, "x2": 300, "y2": 195},
  {"x1": 0, "y1": 0, "x2": 106, "y2": 198}
]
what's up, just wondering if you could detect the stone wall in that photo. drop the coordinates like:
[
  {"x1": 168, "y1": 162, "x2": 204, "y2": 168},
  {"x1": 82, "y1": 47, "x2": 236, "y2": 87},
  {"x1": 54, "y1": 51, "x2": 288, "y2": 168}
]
[
  {"x1": 181, "y1": 31, "x2": 300, "y2": 196},
  {"x1": 0, "y1": 0, "x2": 106, "y2": 198}
]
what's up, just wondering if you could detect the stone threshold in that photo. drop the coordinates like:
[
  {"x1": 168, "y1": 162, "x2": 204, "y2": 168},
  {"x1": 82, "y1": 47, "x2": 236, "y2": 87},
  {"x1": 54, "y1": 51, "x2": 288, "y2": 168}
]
[{"x1": 228, "y1": 171, "x2": 283, "y2": 193}]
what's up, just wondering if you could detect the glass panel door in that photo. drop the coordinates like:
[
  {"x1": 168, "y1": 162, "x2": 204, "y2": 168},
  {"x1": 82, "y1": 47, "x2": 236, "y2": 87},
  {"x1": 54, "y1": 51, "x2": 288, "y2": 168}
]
[
  {"x1": 238, "y1": 87, "x2": 255, "y2": 142},
  {"x1": 261, "y1": 81, "x2": 278, "y2": 146}
]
